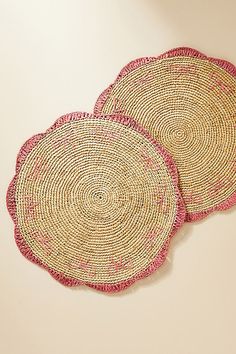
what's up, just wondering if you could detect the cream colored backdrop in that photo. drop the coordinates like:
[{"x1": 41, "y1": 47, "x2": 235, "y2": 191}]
[{"x1": 0, "y1": 1, "x2": 235, "y2": 354}]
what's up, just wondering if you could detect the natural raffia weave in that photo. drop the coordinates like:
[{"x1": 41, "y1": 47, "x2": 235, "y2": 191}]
[
  {"x1": 7, "y1": 112, "x2": 185, "y2": 292},
  {"x1": 94, "y1": 47, "x2": 236, "y2": 222}
]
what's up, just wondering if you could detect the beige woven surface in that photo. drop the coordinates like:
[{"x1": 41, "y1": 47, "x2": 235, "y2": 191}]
[
  {"x1": 96, "y1": 56, "x2": 236, "y2": 218},
  {"x1": 14, "y1": 116, "x2": 180, "y2": 285}
]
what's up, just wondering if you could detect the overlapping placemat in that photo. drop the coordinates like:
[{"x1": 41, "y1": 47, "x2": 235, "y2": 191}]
[
  {"x1": 94, "y1": 47, "x2": 236, "y2": 221},
  {"x1": 7, "y1": 112, "x2": 185, "y2": 292}
]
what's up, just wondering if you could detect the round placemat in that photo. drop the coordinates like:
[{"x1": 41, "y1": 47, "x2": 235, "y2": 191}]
[
  {"x1": 94, "y1": 47, "x2": 236, "y2": 221},
  {"x1": 7, "y1": 112, "x2": 185, "y2": 292}
]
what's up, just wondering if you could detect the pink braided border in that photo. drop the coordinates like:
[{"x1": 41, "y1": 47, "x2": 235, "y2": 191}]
[
  {"x1": 6, "y1": 112, "x2": 186, "y2": 292},
  {"x1": 94, "y1": 47, "x2": 236, "y2": 222}
]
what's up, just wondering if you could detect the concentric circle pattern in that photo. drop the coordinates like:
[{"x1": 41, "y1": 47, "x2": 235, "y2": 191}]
[
  {"x1": 94, "y1": 48, "x2": 236, "y2": 221},
  {"x1": 7, "y1": 112, "x2": 185, "y2": 292}
]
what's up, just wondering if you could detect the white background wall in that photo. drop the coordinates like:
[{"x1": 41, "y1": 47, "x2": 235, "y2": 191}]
[{"x1": 0, "y1": 1, "x2": 235, "y2": 354}]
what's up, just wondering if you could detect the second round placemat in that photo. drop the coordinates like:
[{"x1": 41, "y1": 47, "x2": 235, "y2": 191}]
[{"x1": 94, "y1": 47, "x2": 236, "y2": 221}]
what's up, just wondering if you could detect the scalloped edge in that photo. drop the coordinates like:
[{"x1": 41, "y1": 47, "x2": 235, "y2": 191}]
[
  {"x1": 94, "y1": 47, "x2": 236, "y2": 222},
  {"x1": 6, "y1": 111, "x2": 186, "y2": 293}
]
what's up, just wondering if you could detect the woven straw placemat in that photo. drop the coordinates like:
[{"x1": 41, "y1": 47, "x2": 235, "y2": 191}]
[
  {"x1": 7, "y1": 112, "x2": 185, "y2": 292},
  {"x1": 94, "y1": 47, "x2": 236, "y2": 222}
]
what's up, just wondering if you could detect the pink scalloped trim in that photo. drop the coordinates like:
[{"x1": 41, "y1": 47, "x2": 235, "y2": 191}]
[
  {"x1": 6, "y1": 111, "x2": 186, "y2": 292},
  {"x1": 94, "y1": 47, "x2": 236, "y2": 223}
]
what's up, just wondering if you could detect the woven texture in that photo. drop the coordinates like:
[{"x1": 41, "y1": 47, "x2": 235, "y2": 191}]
[
  {"x1": 7, "y1": 112, "x2": 185, "y2": 292},
  {"x1": 94, "y1": 47, "x2": 236, "y2": 221}
]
